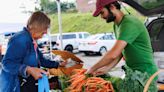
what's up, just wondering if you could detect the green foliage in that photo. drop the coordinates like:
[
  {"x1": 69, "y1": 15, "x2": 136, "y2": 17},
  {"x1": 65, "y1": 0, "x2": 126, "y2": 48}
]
[
  {"x1": 40, "y1": 0, "x2": 76, "y2": 14},
  {"x1": 142, "y1": 0, "x2": 164, "y2": 9},
  {"x1": 60, "y1": 2, "x2": 76, "y2": 12},
  {"x1": 58, "y1": 75, "x2": 70, "y2": 90}
]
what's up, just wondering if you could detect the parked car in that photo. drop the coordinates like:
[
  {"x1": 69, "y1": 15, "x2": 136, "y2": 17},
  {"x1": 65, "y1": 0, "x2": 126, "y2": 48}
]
[
  {"x1": 0, "y1": 34, "x2": 11, "y2": 57},
  {"x1": 0, "y1": 23, "x2": 24, "y2": 57},
  {"x1": 122, "y1": 0, "x2": 164, "y2": 90},
  {"x1": 0, "y1": 34, "x2": 4, "y2": 61},
  {"x1": 144, "y1": 16, "x2": 164, "y2": 84},
  {"x1": 50, "y1": 32, "x2": 90, "y2": 52},
  {"x1": 78, "y1": 33, "x2": 116, "y2": 56}
]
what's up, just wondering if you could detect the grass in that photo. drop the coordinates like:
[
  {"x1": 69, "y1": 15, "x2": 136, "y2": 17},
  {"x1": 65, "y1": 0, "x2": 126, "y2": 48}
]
[{"x1": 49, "y1": 6, "x2": 146, "y2": 34}]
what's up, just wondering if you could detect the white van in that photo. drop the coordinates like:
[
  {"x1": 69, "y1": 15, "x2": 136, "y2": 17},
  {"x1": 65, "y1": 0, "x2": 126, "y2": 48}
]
[
  {"x1": 0, "y1": 34, "x2": 9, "y2": 57},
  {"x1": 51, "y1": 32, "x2": 90, "y2": 52}
]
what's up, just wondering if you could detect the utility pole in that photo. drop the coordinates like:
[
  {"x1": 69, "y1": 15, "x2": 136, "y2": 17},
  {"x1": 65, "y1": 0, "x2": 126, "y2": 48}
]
[
  {"x1": 56, "y1": 0, "x2": 63, "y2": 51},
  {"x1": 49, "y1": 0, "x2": 63, "y2": 59}
]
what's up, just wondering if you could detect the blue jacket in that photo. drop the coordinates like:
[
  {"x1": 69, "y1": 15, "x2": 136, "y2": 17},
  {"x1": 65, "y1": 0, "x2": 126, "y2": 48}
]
[{"x1": 0, "y1": 27, "x2": 59, "y2": 92}]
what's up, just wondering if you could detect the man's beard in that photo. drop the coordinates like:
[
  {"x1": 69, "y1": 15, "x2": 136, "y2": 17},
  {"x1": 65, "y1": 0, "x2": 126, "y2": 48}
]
[{"x1": 106, "y1": 9, "x2": 116, "y2": 23}]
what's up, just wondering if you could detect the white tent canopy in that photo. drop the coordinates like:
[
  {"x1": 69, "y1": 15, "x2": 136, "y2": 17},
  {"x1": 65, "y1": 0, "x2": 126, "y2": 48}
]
[{"x1": 0, "y1": 23, "x2": 26, "y2": 34}]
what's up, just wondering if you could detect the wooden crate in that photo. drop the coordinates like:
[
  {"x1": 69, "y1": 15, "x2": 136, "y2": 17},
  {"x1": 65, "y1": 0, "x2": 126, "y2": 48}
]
[{"x1": 49, "y1": 50, "x2": 83, "y2": 76}]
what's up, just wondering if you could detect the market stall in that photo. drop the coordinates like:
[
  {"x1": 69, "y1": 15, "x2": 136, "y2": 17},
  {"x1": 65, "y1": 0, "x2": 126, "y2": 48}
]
[{"x1": 47, "y1": 50, "x2": 164, "y2": 92}]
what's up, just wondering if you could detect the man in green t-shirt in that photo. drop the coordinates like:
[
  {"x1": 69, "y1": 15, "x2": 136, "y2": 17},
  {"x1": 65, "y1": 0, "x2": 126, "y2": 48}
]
[{"x1": 88, "y1": 0, "x2": 158, "y2": 91}]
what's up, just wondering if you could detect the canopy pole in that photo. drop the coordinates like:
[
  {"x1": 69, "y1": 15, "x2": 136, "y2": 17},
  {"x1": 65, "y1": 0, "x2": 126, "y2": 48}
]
[{"x1": 56, "y1": 0, "x2": 63, "y2": 51}]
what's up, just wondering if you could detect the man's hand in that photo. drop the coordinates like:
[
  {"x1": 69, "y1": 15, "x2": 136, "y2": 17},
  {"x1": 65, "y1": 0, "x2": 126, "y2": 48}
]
[
  {"x1": 26, "y1": 66, "x2": 48, "y2": 80},
  {"x1": 93, "y1": 66, "x2": 109, "y2": 76},
  {"x1": 87, "y1": 67, "x2": 96, "y2": 75}
]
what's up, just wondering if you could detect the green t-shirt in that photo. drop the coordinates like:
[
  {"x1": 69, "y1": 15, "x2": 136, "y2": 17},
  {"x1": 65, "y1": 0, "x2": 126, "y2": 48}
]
[{"x1": 114, "y1": 15, "x2": 158, "y2": 76}]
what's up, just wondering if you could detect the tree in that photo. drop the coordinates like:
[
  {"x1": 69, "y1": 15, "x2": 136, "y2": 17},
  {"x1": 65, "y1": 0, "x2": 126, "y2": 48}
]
[
  {"x1": 40, "y1": 0, "x2": 76, "y2": 14},
  {"x1": 40, "y1": 0, "x2": 57, "y2": 13}
]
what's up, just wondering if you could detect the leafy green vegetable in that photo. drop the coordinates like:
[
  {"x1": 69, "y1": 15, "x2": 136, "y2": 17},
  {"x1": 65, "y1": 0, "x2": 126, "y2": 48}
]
[
  {"x1": 118, "y1": 65, "x2": 158, "y2": 92},
  {"x1": 85, "y1": 74, "x2": 93, "y2": 78},
  {"x1": 97, "y1": 65, "x2": 158, "y2": 92},
  {"x1": 58, "y1": 75, "x2": 70, "y2": 90}
]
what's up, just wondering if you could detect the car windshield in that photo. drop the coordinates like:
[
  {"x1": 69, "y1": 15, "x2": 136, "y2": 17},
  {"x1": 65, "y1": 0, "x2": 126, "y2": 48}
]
[
  {"x1": 59, "y1": 34, "x2": 76, "y2": 39},
  {"x1": 84, "y1": 33, "x2": 90, "y2": 39},
  {"x1": 87, "y1": 34, "x2": 103, "y2": 40},
  {"x1": 132, "y1": 0, "x2": 164, "y2": 9}
]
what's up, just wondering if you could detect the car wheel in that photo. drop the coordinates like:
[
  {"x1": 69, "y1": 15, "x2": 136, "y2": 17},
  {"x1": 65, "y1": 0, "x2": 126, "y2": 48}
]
[
  {"x1": 99, "y1": 47, "x2": 107, "y2": 56},
  {"x1": 64, "y1": 45, "x2": 73, "y2": 52},
  {"x1": 84, "y1": 52, "x2": 90, "y2": 56}
]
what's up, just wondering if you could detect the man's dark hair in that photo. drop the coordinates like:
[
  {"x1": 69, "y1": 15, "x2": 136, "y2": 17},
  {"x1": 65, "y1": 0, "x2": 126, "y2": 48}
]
[{"x1": 105, "y1": 1, "x2": 121, "y2": 10}]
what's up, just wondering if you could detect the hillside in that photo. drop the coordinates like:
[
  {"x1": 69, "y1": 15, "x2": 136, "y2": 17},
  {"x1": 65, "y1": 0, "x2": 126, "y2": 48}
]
[
  {"x1": 49, "y1": 7, "x2": 146, "y2": 34},
  {"x1": 49, "y1": 13, "x2": 114, "y2": 34}
]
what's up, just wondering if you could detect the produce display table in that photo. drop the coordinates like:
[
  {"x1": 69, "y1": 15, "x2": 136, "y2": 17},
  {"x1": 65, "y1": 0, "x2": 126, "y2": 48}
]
[{"x1": 47, "y1": 50, "x2": 164, "y2": 92}]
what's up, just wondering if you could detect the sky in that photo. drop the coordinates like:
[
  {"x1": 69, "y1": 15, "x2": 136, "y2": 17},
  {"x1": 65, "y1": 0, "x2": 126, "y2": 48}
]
[
  {"x1": 0, "y1": 0, "x2": 34, "y2": 23},
  {"x1": 0, "y1": 0, "x2": 75, "y2": 23}
]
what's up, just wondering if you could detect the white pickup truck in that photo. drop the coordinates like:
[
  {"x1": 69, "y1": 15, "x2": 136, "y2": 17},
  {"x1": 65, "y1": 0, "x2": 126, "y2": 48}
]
[{"x1": 51, "y1": 32, "x2": 90, "y2": 52}]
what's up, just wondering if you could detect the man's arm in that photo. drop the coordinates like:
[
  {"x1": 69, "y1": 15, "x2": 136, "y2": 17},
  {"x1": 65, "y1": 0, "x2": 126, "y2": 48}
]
[
  {"x1": 93, "y1": 54, "x2": 123, "y2": 76},
  {"x1": 88, "y1": 40, "x2": 127, "y2": 74},
  {"x1": 100, "y1": 54, "x2": 123, "y2": 71}
]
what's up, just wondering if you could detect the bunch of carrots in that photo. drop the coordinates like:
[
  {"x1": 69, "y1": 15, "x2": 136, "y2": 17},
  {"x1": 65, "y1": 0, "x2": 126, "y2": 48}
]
[{"x1": 65, "y1": 69, "x2": 114, "y2": 92}]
